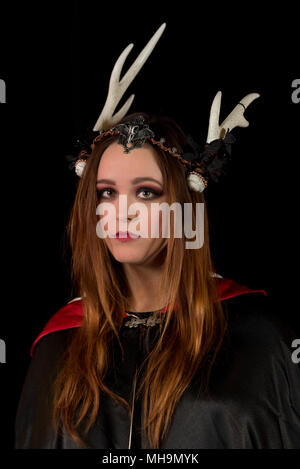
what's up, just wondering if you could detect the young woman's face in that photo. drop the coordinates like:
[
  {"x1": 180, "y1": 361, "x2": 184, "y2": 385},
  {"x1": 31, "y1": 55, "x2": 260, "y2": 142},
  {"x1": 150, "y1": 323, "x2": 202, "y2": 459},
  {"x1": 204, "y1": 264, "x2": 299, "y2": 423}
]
[{"x1": 96, "y1": 142, "x2": 168, "y2": 266}]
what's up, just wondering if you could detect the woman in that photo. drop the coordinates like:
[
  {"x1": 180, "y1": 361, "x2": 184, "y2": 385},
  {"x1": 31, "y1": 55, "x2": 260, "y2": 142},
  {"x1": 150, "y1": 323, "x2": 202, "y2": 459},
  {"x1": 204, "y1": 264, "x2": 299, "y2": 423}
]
[{"x1": 15, "y1": 25, "x2": 300, "y2": 450}]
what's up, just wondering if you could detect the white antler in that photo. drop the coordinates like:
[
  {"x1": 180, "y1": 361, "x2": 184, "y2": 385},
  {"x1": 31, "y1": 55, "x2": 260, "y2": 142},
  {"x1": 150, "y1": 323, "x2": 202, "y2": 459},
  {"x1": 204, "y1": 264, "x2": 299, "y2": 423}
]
[
  {"x1": 93, "y1": 23, "x2": 166, "y2": 132},
  {"x1": 206, "y1": 91, "x2": 260, "y2": 143}
]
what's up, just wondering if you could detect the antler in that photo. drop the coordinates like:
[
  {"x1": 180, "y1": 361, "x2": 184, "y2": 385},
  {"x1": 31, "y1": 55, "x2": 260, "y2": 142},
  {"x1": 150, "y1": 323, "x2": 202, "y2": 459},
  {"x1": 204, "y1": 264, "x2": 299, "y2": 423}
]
[
  {"x1": 93, "y1": 23, "x2": 166, "y2": 132},
  {"x1": 206, "y1": 91, "x2": 260, "y2": 143}
]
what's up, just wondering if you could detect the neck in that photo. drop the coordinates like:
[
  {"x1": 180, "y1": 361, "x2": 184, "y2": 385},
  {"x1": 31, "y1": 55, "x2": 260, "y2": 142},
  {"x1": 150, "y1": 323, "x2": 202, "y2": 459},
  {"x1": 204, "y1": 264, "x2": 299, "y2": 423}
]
[{"x1": 122, "y1": 262, "x2": 167, "y2": 312}]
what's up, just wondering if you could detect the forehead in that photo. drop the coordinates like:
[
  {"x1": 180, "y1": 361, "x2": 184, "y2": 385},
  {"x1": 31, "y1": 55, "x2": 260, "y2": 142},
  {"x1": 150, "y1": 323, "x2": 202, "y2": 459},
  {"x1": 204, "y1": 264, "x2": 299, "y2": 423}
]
[{"x1": 97, "y1": 142, "x2": 162, "y2": 181}]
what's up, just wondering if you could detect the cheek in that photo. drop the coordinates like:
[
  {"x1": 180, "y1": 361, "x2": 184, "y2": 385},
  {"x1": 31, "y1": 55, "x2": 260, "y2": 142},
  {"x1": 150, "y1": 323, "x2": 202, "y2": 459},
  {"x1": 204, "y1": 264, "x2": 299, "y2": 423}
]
[
  {"x1": 149, "y1": 196, "x2": 171, "y2": 236},
  {"x1": 147, "y1": 208, "x2": 163, "y2": 236},
  {"x1": 97, "y1": 201, "x2": 118, "y2": 235}
]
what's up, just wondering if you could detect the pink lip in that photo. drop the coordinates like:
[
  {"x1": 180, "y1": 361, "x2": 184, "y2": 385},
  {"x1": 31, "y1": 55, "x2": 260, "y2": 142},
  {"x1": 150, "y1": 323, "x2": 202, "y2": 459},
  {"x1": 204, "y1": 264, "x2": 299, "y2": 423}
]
[{"x1": 115, "y1": 231, "x2": 140, "y2": 241}]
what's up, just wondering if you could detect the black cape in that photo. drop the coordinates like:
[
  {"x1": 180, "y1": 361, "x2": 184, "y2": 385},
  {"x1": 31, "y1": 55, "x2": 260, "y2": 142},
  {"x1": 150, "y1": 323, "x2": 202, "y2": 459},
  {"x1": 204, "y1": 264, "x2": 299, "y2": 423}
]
[{"x1": 15, "y1": 293, "x2": 300, "y2": 449}]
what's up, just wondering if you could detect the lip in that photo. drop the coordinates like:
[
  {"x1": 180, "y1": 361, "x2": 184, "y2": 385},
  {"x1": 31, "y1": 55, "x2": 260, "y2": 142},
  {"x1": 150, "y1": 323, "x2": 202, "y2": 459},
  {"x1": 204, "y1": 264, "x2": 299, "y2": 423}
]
[{"x1": 115, "y1": 231, "x2": 140, "y2": 242}]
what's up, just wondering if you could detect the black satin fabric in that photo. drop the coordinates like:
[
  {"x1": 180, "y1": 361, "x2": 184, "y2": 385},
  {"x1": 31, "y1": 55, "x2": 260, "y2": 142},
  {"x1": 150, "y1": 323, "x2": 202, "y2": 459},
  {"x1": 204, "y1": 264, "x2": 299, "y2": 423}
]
[{"x1": 15, "y1": 294, "x2": 300, "y2": 449}]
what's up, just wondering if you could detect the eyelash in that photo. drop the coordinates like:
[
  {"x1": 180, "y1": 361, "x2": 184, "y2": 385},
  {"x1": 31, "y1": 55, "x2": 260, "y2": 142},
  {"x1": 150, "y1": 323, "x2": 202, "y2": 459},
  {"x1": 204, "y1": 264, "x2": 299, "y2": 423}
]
[{"x1": 97, "y1": 186, "x2": 162, "y2": 200}]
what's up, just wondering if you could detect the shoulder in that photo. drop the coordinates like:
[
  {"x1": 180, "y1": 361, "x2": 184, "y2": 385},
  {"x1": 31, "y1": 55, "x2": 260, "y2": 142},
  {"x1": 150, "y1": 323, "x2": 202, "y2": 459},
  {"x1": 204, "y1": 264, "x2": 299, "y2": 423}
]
[
  {"x1": 30, "y1": 299, "x2": 84, "y2": 357},
  {"x1": 216, "y1": 276, "x2": 280, "y2": 344},
  {"x1": 26, "y1": 328, "x2": 77, "y2": 389},
  {"x1": 15, "y1": 328, "x2": 77, "y2": 449},
  {"x1": 219, "y1": 292, "x2": 300, "y2": 413},
  {"x1": 32, "y1": 328, "x2": 76, "y2": 364},
  {"x1": 16, "y1": 300, "x2": 83, "y2": 448},
  {"x1": 222, "y1": 292, "x2": 295, "y2": 346}
]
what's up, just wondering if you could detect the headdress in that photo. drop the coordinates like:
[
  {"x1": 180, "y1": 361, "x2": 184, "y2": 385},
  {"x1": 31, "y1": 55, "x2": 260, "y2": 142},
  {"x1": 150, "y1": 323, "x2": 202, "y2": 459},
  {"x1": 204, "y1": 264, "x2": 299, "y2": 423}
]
[{"x1": 69, "y1": 23, "x2": 259, "y2": 192}]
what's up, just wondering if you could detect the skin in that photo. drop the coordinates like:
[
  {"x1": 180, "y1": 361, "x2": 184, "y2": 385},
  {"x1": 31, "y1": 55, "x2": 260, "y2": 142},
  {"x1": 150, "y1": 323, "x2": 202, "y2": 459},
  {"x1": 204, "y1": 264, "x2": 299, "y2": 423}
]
[{"x1": 96, "y1": 142, "x2": 169, "y2": 312}]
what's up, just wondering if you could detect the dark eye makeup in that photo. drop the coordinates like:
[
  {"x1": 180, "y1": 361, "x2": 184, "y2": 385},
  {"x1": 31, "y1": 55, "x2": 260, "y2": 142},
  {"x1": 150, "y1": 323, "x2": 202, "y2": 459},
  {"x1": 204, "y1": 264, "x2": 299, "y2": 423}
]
[{"x1": 96, "y1": 186, "x2": 163, "y2": 200}]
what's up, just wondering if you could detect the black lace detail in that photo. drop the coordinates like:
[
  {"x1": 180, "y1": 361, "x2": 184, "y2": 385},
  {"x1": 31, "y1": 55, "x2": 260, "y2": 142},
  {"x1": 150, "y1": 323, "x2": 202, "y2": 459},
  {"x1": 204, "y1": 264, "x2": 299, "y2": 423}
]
[
  {"x1": 183, "y1": 132, "x2": 236, "y2": 182},
  {"x1": 111, "y1": 116, "x2": 155, "y2": 154}
]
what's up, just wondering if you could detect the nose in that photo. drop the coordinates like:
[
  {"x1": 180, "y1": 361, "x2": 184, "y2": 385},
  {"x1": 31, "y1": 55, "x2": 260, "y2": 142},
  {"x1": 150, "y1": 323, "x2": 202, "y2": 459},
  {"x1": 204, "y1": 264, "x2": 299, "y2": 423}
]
[
  {"x1": 115, "y1": 193, "x2": 140, "y2": 222},
  {"x1": 117, "y1": 211, "x2": 139, "y2": 224}
]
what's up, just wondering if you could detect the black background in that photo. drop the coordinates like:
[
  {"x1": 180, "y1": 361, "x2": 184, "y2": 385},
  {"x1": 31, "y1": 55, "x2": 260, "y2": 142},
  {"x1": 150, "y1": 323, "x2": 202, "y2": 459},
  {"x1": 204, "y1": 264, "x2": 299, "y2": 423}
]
[{"x1": 0, "y1": 0, "x2": 299, "y2": 452}]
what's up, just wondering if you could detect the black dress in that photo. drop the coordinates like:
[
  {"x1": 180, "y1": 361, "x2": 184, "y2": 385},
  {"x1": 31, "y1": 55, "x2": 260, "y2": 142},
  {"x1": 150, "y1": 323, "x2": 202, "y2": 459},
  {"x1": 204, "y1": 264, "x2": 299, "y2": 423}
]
[{"x1": 15, "y1": 293, "x2": 300, "y2": 449}]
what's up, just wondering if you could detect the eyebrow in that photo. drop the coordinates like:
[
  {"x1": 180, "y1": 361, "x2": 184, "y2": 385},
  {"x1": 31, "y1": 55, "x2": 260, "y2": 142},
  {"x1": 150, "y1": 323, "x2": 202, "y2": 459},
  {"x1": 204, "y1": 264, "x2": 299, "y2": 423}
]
[{"x1": 96, "y1": 177, "x2": 163, "y2": 187}]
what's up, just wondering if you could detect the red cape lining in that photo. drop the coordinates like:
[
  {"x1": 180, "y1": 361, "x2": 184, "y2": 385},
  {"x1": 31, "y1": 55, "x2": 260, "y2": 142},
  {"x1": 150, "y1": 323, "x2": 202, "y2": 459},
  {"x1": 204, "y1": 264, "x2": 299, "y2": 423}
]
[{"x1": 30, "y1": 277, "x2": 267, "y2": 357}]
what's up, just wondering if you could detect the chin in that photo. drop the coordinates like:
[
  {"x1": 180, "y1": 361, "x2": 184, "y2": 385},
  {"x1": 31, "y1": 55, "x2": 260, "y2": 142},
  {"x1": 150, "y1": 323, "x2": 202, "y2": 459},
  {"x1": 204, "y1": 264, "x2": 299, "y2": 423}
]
[
  {"x1": 111, "y1": 252, "x2": 147, "y2": 264},
  {"x1": 107, "y1": 244, "x2": 147, "y2": 264}
]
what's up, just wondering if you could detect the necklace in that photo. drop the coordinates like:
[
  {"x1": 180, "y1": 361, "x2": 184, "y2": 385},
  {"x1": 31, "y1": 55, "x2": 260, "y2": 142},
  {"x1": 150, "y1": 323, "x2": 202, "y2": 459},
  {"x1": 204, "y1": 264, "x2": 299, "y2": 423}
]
[{"x1": 124, "y1": 311, "x2": 164, "y2": 328}]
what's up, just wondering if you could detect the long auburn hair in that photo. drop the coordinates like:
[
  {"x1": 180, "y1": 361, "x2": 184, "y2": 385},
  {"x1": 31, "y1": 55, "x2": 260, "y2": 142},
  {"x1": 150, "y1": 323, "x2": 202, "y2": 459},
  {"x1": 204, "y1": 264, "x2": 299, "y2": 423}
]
[{"x1": 53, "y1": 112, "x2": 227, "y2": 448}]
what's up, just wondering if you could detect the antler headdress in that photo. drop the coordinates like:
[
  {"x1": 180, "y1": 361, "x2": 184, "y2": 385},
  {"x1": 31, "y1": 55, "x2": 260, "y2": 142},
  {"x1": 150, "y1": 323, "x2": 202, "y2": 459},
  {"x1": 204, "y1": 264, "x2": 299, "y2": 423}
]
[{"x1": 71, "y1": 23, "x2": 260, "y2": 192}]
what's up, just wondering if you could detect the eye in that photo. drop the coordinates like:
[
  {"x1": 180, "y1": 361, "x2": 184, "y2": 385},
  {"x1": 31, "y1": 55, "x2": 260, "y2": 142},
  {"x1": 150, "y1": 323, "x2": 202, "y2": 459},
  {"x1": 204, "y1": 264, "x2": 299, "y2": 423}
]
[
  {"x1": 97, "y1": 188, "x2": 115, "y2": 199},
  {"x1": 96, "y1": 186, "x2": 163, "y2": 200},
  {"x1": 137, "y1": 187, "x2": 162, "y2": 200}
]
